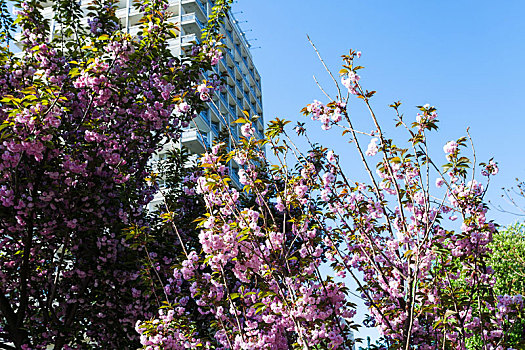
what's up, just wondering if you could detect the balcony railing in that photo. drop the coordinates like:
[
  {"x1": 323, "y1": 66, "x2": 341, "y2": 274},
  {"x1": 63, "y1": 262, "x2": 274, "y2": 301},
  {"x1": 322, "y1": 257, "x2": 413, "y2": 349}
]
[
  {"x1": 225, "y1": 64, "x2": 236, "y2": 81},
  {"x1": 181, "y1": 33, "x2": 200, "y2": 44},
  {"x1": 219, "y1": 91, "x2": 228, "y2": 109},
  {"x1": 199, "y1": 132, "x2": 209, "y2": 149},
  {"x1": 221, "y1": 49, "x2": 248, "y2": 104},
  {"x1": 208, "y1": 100, "x2": 227, "y2": 126},
  {"x1": 128, "y1": 25, "x2": 141, "y2": 37},
  {"x1": 231, "y1": 126, "x2": 239, "y2": 141},
  {"x1": 230, "y1": 168, "x2": 240, "y2": 187},
  {"x1": 200, "y1": 110, "x2": 209, "y2": 123},
  {"x1": 256, "y1": 128, "x2": 265, "y2": 140},
  {"x1": 211, "y1": 123, "x2": 219, "y2": 135},
  {"x1": 227, "y1": 85, "x2": 235, "y2": 98},
  {"x1": 229, "y1": 105, "x2": 236, "y2": 118},
  {"x1": 181, "y1": 13, "x2": 204, "y2": 30},
  {"x1": 182, "y1": 128, "x2": 209, "y2": 150},
  {"x1": 225, "y1": 29, "x2": 234, "y2": 46},
  {"x1": 195, "y1": 0, "x2": 207, "y2": 16}
]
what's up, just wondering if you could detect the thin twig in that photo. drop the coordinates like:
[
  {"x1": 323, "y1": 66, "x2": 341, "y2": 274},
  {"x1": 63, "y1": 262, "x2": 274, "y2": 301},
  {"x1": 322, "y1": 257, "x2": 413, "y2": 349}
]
[
  {"x1": 307, "y1": 34, "x2": 342, "y2": 100},
  {"x1": 313, "y1": 74, "x2": 333, "y2": 101}
]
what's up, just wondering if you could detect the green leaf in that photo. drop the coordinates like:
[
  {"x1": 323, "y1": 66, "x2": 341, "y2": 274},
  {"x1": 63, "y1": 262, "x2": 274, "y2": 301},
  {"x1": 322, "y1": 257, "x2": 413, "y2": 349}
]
[{"x1": 234, "y1": 117, "x2": 248, "y2": 124}]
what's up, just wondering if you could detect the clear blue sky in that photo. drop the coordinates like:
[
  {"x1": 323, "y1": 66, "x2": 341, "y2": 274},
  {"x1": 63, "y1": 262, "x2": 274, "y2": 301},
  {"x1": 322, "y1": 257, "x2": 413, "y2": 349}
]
[
  {"x1": 236, "y1": 0, "x2": 525, "y2": 222},
  {"x1": 234, "y1": 0, "x2": 525, "y2": 342}
]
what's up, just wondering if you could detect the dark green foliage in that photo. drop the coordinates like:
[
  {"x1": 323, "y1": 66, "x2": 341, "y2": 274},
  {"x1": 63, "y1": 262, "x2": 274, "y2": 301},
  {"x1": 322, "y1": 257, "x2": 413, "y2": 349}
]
[{"x1": 489, "y1": 223, "x2": 525, "y2": 347}]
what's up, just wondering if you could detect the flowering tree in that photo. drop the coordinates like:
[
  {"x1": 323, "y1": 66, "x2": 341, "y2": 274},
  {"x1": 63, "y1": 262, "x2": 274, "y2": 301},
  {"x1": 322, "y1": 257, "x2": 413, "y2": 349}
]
[
  {"x1": 0, "y1": 0, "x2": 227, "y2": 348},
  {"x1": 137, "y1": 44, "x2": 522, "y2": 349}
]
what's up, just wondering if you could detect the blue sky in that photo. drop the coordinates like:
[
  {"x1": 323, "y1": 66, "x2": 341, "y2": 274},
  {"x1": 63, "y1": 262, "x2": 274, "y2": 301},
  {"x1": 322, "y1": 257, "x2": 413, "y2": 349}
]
[
  {"x1": 236, "y1": 0, "x2": 525, "y2": 223},
  {"x1": 234, "y1": 0, "x2": 525, "y2": 342}
]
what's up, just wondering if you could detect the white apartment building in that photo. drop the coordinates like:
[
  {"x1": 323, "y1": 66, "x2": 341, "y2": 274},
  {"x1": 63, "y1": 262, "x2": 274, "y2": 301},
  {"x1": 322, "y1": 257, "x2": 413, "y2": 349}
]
[{"x1": 32, "y1": 0, "x2": 264, "y2": 189}]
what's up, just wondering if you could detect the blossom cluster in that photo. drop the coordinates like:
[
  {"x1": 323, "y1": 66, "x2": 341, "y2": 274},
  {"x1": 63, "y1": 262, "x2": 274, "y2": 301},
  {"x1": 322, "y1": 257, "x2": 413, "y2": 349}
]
[{"x1": 138, "y1": 121, "x2": 357, "y2": 348}]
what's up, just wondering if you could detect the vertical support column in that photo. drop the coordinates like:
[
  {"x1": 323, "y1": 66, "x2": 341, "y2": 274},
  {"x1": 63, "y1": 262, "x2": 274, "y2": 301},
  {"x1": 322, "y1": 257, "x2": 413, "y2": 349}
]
[
  {"x1": 126, "y1": 0, "x2": 131, "y2": 33},
  {"x1": 178, "y1": 0, "x2": 182, "y2": 47},
  {"x1": 49, "y1": 19, "x2": 55, "y2": 42}
]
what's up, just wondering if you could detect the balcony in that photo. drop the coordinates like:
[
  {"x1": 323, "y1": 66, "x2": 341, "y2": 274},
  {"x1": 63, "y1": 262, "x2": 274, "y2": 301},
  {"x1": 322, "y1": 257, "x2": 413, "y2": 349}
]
[
  {"x1": 115, "y1": 7, "x2": 128, "y2": 19},
  {"x1": 229, "y1": 105, "x2": 236, "y2": 119},
  {"x1": 208, "y1": 101, "x2": 227, "y2": 126},
  {"x1": 41, "y1": 5, "x2": 54, "y2": 18},
  {"x1": 221, "y1": 27, "x2": 262, "y2": 103},
  {"x1": 200, "y1": 110, "x2": 209, "y2": 123},
  {"x1": 200, "y1": 132, "x2": 210, "y2": 148},
  {"x1": 181, "y1": 33, "x2": 200, "y2": 45},
  {"x1": 196, "y1": 0, "x2": 208, "y2": 16},
  {"x1": 225, "y1": 29, "x2": 234, "y2": 47},
  {"x1": 219, "y1": 92, "x2": 229, "y2": 110},
  {"x1": 227, "y1": 85, "x2": 236, "y2": 99},
  {"x1": 181, "y1": 128, "x2": 208, "y2": 153},
  {"x1": 223, "y1": 52, "x2": 249, "y2": 103},
  {"x1": 181, "y1": 13, "x2": 204, "y2": 33},
  {"x1": 128, "y1": 25, "x2": 141, "y2": 37},
  {"x1": 225, "y1": 64, "x2": 236, "y2": 82},
  {"x1": 182, "y1": 0, "x2": 207, "y2": 18},
  {"x1": 228, "y1": 12, "x2": 251, "y2": 52}
]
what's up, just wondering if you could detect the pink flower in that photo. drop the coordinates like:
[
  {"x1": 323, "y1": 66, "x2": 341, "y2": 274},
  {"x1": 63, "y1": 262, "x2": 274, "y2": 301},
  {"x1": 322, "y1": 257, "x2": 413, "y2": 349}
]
[
  {"x1": 320, "y1": 188, "x2": 331, "y2": 201},
  {"x1": 490, "y1": 161, "x2": 499, "y2": 175},
  {"x1": 331, "y1": 109, "x2": 342, "y2": 122},
  {"x1": 294, "y1": 184, "x2": 308, "y2": 198},
  {"x1": 197, "y1": 84, "x2": 209, "y2": 94},
  {"x1": 365, "y1": 138, "x2": 379, "y2": 157},
  {"x1": 84, "y1": 130, "x2": 98, "y2": 142},
  {"x1": 341, "y1": 71, "x2": 359, "y2": 91},
  {"x1": 482, "y1": 159, "x2": 499, "y2": 176},
  {"x1": 413, "y1": 191, "x2": 425, "y2": 205},
  {"x1": 443, "y1": 140, "x2": 458, "y2": 154},
  {"x1": 322, "y1": 172, "x2": 335, "y2": 187},
  {"x1": 241, "y1": 123, "x2": 254, "y2": 138},
  {"x1": 326, "y1": 150, "x2": 337, "y2": 164},
  {"x1": 321, "y1": 122, "x2": 331, "y2": 130},
  {"x1": 275, "y1": 197, "x2": 285, "y2": 212},
  {"x1": 435, "y1": 178, "x2": 445, "y2": 188},
  {"x1": 238, "y1": 169, "x2": 249, "y2": 185},
  {"x1": 179, "y1": 102, "x2": 190, "y2": 113},
  {"x1": 211, "y1": 143, "x2": 223, "y2": 155},
  {"x1": 197, "y1": 84, "x2": 210, "y2": 101}
]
